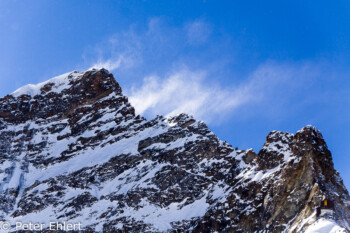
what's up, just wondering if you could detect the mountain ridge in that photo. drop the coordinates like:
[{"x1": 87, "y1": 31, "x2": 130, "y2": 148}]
[{"x1": 0, "y1": 68, "x2": 349, "y2": 232}]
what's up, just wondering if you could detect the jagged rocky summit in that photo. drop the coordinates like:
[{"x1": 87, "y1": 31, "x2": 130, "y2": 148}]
[{"x1": 0, "y1": 68, "x2": 349, "y2": 233}]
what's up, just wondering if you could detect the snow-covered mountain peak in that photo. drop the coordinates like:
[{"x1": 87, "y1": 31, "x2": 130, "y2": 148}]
[
  {"x1": 0, "y1": 69, "x2": 349, "y2": 232},
  {"x1": 10, "y1": 68, "x2": 117, "y2": 98},
  {"x1": 11, "y1": 70, "x2": 81, "y2": 98},
  {"x1": 297, "y1": 125, "x2": 324, "y2": 139}
]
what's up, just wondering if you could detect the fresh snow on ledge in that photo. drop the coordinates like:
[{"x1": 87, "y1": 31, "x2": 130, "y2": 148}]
[
  {"x1": 11, "y1": 70, "x2": 81, "y2": 97},
  {"x1": 305, "y1": 218, "x2": 347, "y2": 233}
]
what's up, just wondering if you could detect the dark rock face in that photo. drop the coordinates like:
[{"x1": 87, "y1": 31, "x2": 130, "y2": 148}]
[{"x1": 0, "y1": 69, "x2": 349, "y2": 232}]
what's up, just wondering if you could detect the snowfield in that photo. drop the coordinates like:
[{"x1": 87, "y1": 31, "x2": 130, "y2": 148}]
[{"x1": 305, "y1": 218, "x2": 347, "y2": 233}]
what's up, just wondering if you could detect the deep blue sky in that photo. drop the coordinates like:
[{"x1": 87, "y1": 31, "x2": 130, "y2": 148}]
[{"x1": 1, "y1": 1, "x2": 350, "y2": 189}]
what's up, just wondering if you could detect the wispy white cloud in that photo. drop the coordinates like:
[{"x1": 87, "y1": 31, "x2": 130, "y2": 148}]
[
  {"x1": 90, "y1": 56, "x2": 123, "y2": 71},
  {"x1": 185, "y1": 19, "x2": 212, "y2": 45},
  {"x1": 84, "y1": 17, "x2": 215, "y2": 73},
  {"x1": 128, "y1": 61, "x2": 324, "y2": 123},
  {"x1": 84, "y1": 17, "x2": 328, "y2": 124},
  {"x1": 83, "y1": 26, "x2": 142, "y2": 72},
  {"x1": 129, "y1": 67, "x2": 257, "y2": 122},
  {"x1": 90, "y1": 54, "x2": 134, "y2": 71}
]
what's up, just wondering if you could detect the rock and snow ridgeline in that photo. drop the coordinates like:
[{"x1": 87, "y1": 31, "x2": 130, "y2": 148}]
[{"x1": 0, "y1": 68, "x2": 349, "y2": 232}]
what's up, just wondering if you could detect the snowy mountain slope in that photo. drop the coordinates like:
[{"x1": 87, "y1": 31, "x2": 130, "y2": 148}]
[
  {"x1": 304, "y1": 218, "x2": 346, "y2": 233},
  {"x1": 0, "y1": 68, "x2": 349, "y2": 232}
]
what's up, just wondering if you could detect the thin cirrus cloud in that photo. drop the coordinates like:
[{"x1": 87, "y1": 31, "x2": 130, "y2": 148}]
[
  {"x1": 185, "y1": 19, "x2": 212, "y2": 45},
  {"x1": 85, "y1": 18, "x2": 214, "y2": 73},
  {"x1": 85, "y1": 17, "x2": 331, "y2": 123},
  {"x1": 85, "y1": 17, "x2": 247, "y2": 123}
]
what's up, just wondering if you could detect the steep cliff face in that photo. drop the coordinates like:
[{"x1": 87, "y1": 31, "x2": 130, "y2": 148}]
[{"x1": 0, "y1": 69, "x2": 349, "y2": 232}]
